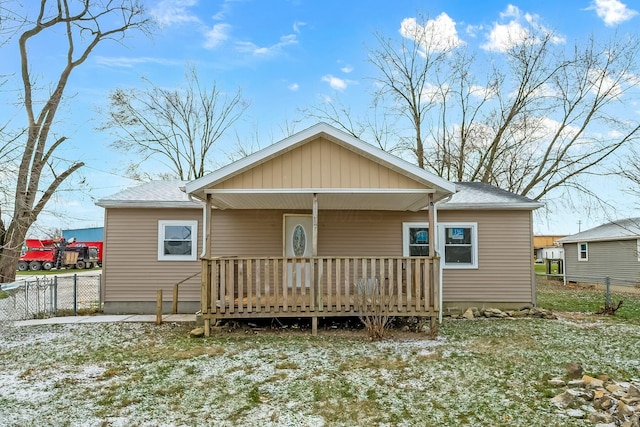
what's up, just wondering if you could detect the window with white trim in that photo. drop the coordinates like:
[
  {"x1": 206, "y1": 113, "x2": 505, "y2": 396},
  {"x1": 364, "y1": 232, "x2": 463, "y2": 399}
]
[
  {"x1": 440, "y1": 223, "x2": 478, "y2": 269},
  {"x1": 402, "y1": 222, "x2": 430, "y2": 256},
  {"x1": 158, "y1": 220, "x2": 198, "y2": 261},
  {"x1": 402, "y1": 222, "x2": 478, "y2": 269},
  {"x1": 578, "y1": 242, "x2": 588, "y2": 261}
]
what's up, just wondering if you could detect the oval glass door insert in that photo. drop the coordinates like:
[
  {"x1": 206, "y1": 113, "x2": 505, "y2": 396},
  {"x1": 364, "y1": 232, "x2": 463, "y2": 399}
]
[{"x1": 292, "y1": 224, "x2": 306, "y2": 256}]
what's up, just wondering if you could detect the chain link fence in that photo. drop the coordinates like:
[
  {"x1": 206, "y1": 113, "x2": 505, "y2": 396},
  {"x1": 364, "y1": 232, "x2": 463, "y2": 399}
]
[
  {"x1": 0, "y1": 274, "x2": 102, "y2": 321},
  {"x1": 536, "y1": 272, "x2": 640, "y2": 317}
]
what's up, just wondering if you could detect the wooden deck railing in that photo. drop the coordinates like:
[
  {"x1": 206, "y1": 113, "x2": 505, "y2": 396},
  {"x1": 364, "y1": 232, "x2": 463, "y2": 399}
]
[{"x1": 201, "y1": 256, "x2": 439, "y2": 325}]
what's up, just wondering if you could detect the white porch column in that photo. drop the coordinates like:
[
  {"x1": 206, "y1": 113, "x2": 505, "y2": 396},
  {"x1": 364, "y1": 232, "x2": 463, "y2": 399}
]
[
  {"x1": 204, "y1": 194, "x2": 212, "y2": 258},
  {"x1": 202, "y1": 193, "x2": 213, "y2": 337},
  {"x1": 427, "y1": 193, "x2": 435, "y2": 257},
  {"x1": 312, "y1": 193, "x2": 318, "y2": 257}
]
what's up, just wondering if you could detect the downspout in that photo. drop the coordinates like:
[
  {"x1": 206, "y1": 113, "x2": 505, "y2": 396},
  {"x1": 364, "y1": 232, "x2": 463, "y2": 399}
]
[
  {"x1": 180, "y1": 185, "x2": 209, "y2": 259},
  {"x1": 434, "y1": 194, "x2": 453, "y2": 323}
]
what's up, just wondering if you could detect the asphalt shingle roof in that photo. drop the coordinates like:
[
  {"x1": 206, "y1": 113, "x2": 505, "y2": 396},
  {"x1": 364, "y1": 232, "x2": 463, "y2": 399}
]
[
  {"x1": 95, "y1": 180, "x2": 201, "y2": 208},
  {"x1": 440, "y1": 182, "x2": 542, "y2": 210},
  {"x1": 558, "y1": 218, "x2": 640, "y2": 243},
  {"x1": 96, "y1": 180, "x2": 541, "y2": 210}
]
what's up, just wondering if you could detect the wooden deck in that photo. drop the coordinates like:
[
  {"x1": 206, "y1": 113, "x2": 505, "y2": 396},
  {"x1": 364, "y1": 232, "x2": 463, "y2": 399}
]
[{"x1": 201, "y1": 256, "x2": 440, "y2": 334}]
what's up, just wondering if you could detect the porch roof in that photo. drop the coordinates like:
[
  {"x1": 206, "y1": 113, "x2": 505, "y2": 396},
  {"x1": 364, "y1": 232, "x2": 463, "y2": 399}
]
[
  {"x1": 185, "y1": 122, "x2": 457, "y2": 209},
  {"x1": 205, "y1": 188, "x2": 434, "y2": 211}
]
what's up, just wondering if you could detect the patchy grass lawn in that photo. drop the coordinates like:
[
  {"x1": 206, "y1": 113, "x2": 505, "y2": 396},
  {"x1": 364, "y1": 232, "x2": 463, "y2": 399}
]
[
  {"x1": 537, "y1": 278, "x2": 640, "y2": 320},
  {"x1": 1, "y1": 313, "x2": 639, "y2": 426}
]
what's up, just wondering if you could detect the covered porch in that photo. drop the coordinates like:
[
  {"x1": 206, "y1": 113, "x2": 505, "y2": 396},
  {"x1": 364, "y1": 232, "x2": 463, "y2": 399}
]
[
  {"x1": 183, "y1": 123, "x2": 457, "y2": 335},
  {"x1": 197, "y1": 189, "x2": 442, "y2": 336}
]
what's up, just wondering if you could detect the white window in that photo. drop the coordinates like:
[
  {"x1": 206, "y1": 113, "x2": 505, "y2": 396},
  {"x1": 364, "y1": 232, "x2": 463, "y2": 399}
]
[
  {"x1": 578, "y1": 242, "x2": 588, "y2": 261},
  {"x1": 402, "y1": 222, "x2": 478, "y2": 269},
  {"x1": 637, "y1": 239, "x2": 640, "y2": 262},
  {"x1": 402, "y1": 222, "x2": 430, "y2": 256},
  {"x1": 439, "y1": 223, "x2": 478, "y2": 269},
  {"x1": 158, "y1": 220, "x2": 198, "y2": 261}
]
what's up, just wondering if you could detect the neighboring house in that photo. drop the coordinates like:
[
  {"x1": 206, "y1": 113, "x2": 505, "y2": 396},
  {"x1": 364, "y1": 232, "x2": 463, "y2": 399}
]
[
  {"x1": 96, "y1": 123, "x2": 542, "y2": 330},
  {"x1": 558, "y1": 218, "x2": 640, "y2": 284},
  {"x1": 533, "y1": 235, "x2": 566, "y2": 262}
]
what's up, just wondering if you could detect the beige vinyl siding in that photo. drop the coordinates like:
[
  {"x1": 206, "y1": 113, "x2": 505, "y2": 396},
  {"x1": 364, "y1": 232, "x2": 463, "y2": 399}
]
[
  {"x1": 564, "y1": 239, "x2": 640, "y2": 283},
  {"x1": 216, "y1": 137, "x2": 424, "y2": 190},
  {"x1": 104, "y1": 208, "x2": 202, "y2": 303},
  {"x1": 208, "y1": 210, "x2": 429, "y2": 257},
  {"x1": 209, "y1": 209, "x2": 534, "y2": 303},
  {"x1": 210, "y1": 210, "x2": 286, "y2": 257},
  {"x1": 439, "y1": 210, "x2": 534, "y2": 303},
  {"x1": 104, "y1": 207, "x2": 534, "y2": 305}
]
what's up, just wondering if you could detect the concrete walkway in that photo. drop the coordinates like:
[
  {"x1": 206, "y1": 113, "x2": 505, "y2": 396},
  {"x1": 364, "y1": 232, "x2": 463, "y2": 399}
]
[{"x1": 12, "y1": 314, "x2": 197, "y2": 327}]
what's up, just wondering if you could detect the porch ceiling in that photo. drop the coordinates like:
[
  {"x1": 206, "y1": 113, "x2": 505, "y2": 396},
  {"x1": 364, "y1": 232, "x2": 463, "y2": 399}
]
[{"x1": 206, "y1": 189, "x2": 434, "y2": 211}]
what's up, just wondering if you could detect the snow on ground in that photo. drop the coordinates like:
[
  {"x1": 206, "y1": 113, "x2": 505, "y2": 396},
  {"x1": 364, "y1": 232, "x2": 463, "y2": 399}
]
[{"x1": 0, "y1": 317, "x2": 638, "y2": 426}]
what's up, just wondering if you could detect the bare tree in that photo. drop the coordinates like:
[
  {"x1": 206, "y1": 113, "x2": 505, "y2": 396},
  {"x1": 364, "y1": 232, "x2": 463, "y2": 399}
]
[
  {"x1": 314, "y1": 15, "x2": 640, "y2": 202},
  {"x1": 101, "y1": 66, "x2": 249, "y2": 181},
  {"x1": 0, "y1": 0, "x2": 151, "y2": 283},
  {"x1": 618, "y1": 146, "x2": 640, "y2": 200},
  {"x1": 368, "y1": 17, "x2": 458, "y2": 169}
]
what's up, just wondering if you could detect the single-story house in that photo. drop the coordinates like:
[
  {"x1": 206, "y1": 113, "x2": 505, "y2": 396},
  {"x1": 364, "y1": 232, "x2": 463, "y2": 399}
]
[
  {"x1": 557, "y1": 218, "x2": 640, "y2": 284},
  {"x1": 96, "y1": 122, "x2": 542, "y2": 333}
]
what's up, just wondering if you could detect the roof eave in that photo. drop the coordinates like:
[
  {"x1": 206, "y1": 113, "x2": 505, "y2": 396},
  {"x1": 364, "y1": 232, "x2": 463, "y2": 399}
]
[
  {"x1": 559, "y1": 235, "x2": 640, "y2": 244},
  {"x1": 438, "y1": 202, "x2": 544, "y2": 210},
  {"x1": 96, "y1": 201, "x2": 202, "y2": 209}
]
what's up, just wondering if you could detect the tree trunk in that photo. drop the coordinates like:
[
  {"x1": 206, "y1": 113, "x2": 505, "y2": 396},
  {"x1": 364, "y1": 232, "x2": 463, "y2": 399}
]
[{"x1": 0, "y1": 223, "x2": 27, "y2": 283}]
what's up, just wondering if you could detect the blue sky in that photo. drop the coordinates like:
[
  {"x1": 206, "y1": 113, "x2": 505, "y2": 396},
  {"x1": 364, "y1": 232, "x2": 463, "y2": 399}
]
[{"x1": 2, "y1": 0, "x2": 640, "y2": 236}]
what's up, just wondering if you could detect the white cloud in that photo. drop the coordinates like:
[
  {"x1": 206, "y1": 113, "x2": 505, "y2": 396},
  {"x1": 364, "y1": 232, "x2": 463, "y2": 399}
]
[
  {"x1": 421, "y1": 82, "x2": 449, "y2": 104},
  {"x1": 465, "y1": 24, "x2": 482, "y2": 38},
  {"x1": 482, "y1": 20, "x2": 529, "y2": 52},
  {"x1": 469, "y1": 84, "x2": 498, "y2": 99},
  {"x1": 500, "y1": 4, "x2": 521, "y2": 19},
  {"x1": 94, "y1": 56, "x2": 182, "y2": 68},
  {"x1": 288, "y1": 83, "x2": 299, "y2": 91},
  {"x1": 587, "y1": 0, "x2": 638, "y2": 26},
  {"x1": 150, "y1": 0, "x2": 200, "y2": 27},
  {"x1": 322, "y1": 74, "x2": 348, "y2": 91},
  {"x1": 341, "y1": 65, "x2": 353, "y2": 73},
  {"x1": 204, "y1": 23, "x2": 231, "y2": 49},
  {"x1": 482, "y1": 5, "x2": 565, "y2": 52},
  {"x1": 399, "y1": 13, "x2": 463, "y2": 53},
  {"x1": 293, "y1": 21, "x2": 307, "y2": 33},
  {"x1": 588, "y1": 69, "x2": 623, "y2": 98},
  {"x1": 236, "y1": 34, "x2": 298, "y2": 56}
]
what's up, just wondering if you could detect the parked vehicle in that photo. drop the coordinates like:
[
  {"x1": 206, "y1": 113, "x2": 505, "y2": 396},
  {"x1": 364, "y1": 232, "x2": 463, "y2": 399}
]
[{"x1": 18, "y1": 238, "x2": 102, "y2": 271}]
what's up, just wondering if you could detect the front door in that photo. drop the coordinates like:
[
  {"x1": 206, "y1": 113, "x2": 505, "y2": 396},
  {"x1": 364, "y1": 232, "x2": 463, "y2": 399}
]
[{"x1": 284, "y1": 214, "x2": 312, "y2": 287}]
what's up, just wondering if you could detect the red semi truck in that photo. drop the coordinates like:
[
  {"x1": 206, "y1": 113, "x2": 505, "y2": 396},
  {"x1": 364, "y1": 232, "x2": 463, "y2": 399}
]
[{"x1": 18, "y1": 238, "x2": 103, "y2": 271}]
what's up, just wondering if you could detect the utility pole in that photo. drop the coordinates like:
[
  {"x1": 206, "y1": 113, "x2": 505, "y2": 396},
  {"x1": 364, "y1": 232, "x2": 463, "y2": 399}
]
[{"x1": 577, "y1": 220, "x2": 582, "y2": 232}]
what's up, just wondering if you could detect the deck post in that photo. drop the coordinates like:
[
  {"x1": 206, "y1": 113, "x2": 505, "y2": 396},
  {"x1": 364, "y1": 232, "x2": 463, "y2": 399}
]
[
  {"x1": 156, "y1": 289, "x2": 163, "y2": 325},
  {"x1": 312, "y1": 316, "x2": 318, "y2": 336}
]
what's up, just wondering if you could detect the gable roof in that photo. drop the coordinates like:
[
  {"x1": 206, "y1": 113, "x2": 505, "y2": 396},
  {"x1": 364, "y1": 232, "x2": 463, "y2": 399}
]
[
  {"x1": 558, "y1": 218, "x2": 640, "y2": 244},
  {"x1": 96, "y1": 180, "x2": 542, "y2": 211},
  {"x1": 95, "y1": 180, "x2": 201, "y2": 209},
  {"x1": 185, "y1": 122, "x2": 457, "y2": 201},
  {"x1": 439, "y1": 182, "x2": 543, "y2": 210}
]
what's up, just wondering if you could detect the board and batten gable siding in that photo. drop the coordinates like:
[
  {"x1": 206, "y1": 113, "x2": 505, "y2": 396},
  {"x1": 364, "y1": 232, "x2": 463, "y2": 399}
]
[
  {"x1": 564, "y1": 239, "x2": 640, "y2": 283},
  {"x1": 104, "y1": 208, "x2": 202, "y2": 303},
  {"x1": 214, "y1": 137, "x2": 424, "y2": 190}
]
